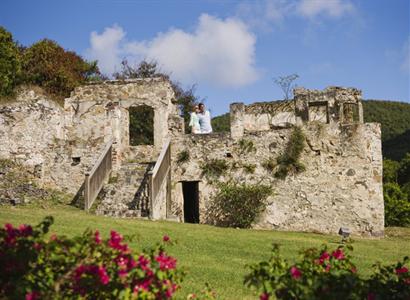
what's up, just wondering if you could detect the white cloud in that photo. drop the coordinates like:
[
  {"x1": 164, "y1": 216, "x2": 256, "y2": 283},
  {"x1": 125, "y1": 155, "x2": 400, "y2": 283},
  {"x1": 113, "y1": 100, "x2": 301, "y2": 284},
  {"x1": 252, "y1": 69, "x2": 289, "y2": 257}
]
[
  {"x1": 401, "y1": 36, "x2": 410, "y2": 73},
  {"x1": 235, "y1": 0, "x2": 291, "y2": 31},
  {"x1": 86, "y1": 15, "x2": 259, "y2": 87},
  {"x1": 86, "y1": 25, "x2": 125, "y2": 75},
  {"x1": 234, "y1": 0, "x2": 356, "y2": 32},
  {"x1": 296, "y1": 0, "x2": 354, "y2": 19}
]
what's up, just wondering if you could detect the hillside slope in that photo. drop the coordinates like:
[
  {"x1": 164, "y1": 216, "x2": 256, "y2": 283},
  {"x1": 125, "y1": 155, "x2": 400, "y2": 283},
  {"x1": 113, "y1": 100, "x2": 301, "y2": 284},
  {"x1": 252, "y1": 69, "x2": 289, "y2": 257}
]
[{"x1": 212, "y1": 100, "x2": 410, "y2": 161}]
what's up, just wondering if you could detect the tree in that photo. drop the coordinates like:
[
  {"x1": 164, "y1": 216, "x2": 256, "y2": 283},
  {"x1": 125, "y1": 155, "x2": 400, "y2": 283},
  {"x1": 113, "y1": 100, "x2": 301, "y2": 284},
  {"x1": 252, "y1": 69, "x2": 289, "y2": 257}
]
[
  {"x1": 384, "y1": 182, "x2": 410, "y2": 227},
  {"x1": 21, "y1": 39, "x2": 100, "y2": 98},
  {"x1": 273, "y1": 74, "x2": 299, "y2": 100},
  {"x1": 113, "y1": 59, "x2": 160, "y2": 80},
  {"x1": 383, "y1": 159, "x2": 400, "y2": 184},
  {"x1": 398, "y1": 153, "x2": 410, "y2": 186},
  {"x1": 0, "y1": 27, "x2": 21, "y2": 96}
]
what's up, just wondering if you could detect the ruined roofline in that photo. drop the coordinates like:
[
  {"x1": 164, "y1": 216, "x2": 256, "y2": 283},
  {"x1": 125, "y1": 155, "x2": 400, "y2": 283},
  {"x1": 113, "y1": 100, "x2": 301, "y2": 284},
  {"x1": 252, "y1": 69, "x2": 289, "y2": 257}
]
[{"x1": 79, "y1": 76, "x2": 170, "y2": 86}]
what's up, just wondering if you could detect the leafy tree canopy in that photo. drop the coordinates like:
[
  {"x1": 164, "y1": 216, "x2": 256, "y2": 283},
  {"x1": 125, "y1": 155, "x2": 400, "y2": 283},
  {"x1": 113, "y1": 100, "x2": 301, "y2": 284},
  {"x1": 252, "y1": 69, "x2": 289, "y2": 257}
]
[
  {"x1": 0, "y1": 26, "x2": 21, "y2": 96},
  {"x1": 22, "y1": 39, "x2": 100, "y2": 99}
]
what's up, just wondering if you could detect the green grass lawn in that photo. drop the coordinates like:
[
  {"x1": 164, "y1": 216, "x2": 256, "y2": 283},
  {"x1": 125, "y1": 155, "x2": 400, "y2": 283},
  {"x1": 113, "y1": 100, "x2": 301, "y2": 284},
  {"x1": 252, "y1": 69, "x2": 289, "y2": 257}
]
[{"x1": 0, "y1": 205, "x2": 409, "y2": 299}]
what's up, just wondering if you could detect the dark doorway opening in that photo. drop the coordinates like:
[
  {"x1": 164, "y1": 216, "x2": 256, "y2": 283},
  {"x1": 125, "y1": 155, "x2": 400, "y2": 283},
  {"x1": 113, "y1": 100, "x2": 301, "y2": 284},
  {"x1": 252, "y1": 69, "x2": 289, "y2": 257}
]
[
  {"x1": 129, "y1": 105, "x2": 154, "y2": 146},
  {"x1": 182, "y1": 181, "x2": 199, "y2": 223}
]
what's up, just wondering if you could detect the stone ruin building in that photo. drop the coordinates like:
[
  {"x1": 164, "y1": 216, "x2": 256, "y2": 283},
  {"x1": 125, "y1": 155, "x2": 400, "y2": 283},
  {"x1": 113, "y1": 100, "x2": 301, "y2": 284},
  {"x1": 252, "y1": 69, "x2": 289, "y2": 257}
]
[{"x1": 0, "y1": 78, "x2": 384, "y2": 236}]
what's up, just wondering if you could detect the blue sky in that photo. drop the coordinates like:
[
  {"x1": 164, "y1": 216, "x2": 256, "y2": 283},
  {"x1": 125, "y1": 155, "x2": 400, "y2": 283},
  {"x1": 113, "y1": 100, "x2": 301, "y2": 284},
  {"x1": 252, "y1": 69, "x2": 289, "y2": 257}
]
[{"x1": 1, "y1": 0, "x2": 409, "y2": 116}]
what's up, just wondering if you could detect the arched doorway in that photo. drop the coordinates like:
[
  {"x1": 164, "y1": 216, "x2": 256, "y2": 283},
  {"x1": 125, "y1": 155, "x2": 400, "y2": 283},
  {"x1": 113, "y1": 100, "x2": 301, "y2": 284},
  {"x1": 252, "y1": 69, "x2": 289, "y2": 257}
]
[{"x1": 129, "y1": 105, "x2": 154, "y2": 146}]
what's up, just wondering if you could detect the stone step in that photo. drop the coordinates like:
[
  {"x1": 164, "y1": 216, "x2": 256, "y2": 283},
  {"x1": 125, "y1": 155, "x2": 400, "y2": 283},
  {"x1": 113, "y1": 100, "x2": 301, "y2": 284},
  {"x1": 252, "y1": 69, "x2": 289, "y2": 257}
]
[
  {"x1": 96, "y1": 208, "x2": 142, "y2": 218},
  {"x1": 94, "y1": 160, "x2": 153, "y2": 219}
]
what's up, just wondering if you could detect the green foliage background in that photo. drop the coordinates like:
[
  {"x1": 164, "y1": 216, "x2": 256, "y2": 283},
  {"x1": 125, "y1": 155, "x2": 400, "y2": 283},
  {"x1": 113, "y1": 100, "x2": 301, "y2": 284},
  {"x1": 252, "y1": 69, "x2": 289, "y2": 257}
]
[{"x1": 0, "y1": 27, "x2": 21, "y2": 96}]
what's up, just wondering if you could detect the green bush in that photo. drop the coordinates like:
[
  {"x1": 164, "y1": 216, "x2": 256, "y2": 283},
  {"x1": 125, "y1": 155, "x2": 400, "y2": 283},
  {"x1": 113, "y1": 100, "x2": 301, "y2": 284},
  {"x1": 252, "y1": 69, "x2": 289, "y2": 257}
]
[
  {"x1": 0, "y1": 27, "x2": 21, "y2": 97},
  {"x1": 201, "y1": 159, "x2": 229, "y2": 179},
  {"x1": 207, "y1": 182, "x2": 273, "y2": 228},
  {"x1": 21, "y1": 39, "x2": 99, "y2": 99},
  {"x1": 384, "y1": 159, "x2": 400, "y2": 183},
  {"x1": 245, "y1": 244, "x2": 410, "y2": 300},
  {"x1": 275, "y1": 127, "x2": 305, "y2": 179},
  {"x1": 384, "y1": 183, "x2": 410, "y2": 227},
  {"x1": 398, "y1": 153, "x2": 410, "y2": 186}
]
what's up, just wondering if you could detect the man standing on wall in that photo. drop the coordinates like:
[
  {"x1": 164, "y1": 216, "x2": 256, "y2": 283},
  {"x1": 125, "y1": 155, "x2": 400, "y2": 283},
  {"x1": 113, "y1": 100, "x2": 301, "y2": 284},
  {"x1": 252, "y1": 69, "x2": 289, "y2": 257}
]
[{"x1": 198, "y1": 103, "x2": 213, "y2": 134}]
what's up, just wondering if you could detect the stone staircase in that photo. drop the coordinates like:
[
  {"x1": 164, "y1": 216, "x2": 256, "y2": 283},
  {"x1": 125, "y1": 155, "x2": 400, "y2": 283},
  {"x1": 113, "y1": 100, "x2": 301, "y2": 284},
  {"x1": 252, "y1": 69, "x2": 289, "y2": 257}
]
[{"x1": 94, "y1": 156, "x2": 154, "y2": 218}]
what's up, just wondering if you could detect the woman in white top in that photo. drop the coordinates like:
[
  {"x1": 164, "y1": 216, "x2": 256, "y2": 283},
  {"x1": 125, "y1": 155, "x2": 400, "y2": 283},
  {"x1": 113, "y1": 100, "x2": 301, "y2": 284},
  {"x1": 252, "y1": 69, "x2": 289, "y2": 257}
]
[{"x1": 189, "y1": 105, "x2": 201, "y2": 134}]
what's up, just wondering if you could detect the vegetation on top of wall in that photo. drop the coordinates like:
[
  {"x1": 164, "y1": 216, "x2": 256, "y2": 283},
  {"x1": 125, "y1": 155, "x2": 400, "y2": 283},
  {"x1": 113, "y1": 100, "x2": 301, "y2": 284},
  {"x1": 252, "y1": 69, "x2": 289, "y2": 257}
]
[
  {"x1": 0, "y1": 27, "x2": 101, "y2": 104},
  {"x1": 200, "y1": 159, "x2": 229, "y2": 179},
  {"x1": 21, "y1": 39, "x2": 100, "y2": 100},
  {"x1": 176, "y1": 150, "x2": 190, "y2": 164},
  {"x1": 206, "y1": 182, "x2": 273, "y2": 228},
  {"x1": 275, "y1": 126, "x2": 306, "y2": 179}
]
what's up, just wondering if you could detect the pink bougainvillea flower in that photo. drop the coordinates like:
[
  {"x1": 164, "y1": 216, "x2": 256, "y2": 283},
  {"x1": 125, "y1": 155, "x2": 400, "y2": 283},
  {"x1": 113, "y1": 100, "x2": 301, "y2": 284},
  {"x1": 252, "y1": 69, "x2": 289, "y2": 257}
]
[
  {"x1": 33, "y1": 243, "x2": 42, "y2": 251},
  {"x1": 118, "y1": 269, "x2": 128, "y2": 278},
  {"x1": 133, "y1": 278, "x2": 153, "y2": 293},
  {"x1": 50, "y1": 234, "x2": 58, "y2": 241},
  {"x1": 115, "y1": 255, "x2": 129, "y2": 268},
  {"x1": 351, "y1": 267, "x2": 357, "y2": 273},
  {"x1": 325, "y1": 264, "x2": 331, "y2": 273},
  {"x1": 163, "y1": 235, "x2": 170, "y2": 242},
  {"x1": 331, "y1": 249, "x2": 345, "y2": 260},
  {"x1": 290, "y1": 266, "x2": 302, "y2": 279},
  {"x1": 19, "y1": 224, "x2": 33, "y2": 237},
  {"x1": 4, "y1": 223, "x2": 18, "y2": 245},
  {"x1": 155, "y1": 252, "x2": 177, "y2": 271},
  {"x1": 404, "y1": 278, "x2": 410, "y2": 285},
  {"x1": 137, "y1": 255, "x2": 150, "y2": 270},
  {"x1": 319, "y1": 251, "x2": 330, "y2": 264},
  {"x1": 25, "y1": 291, "x2": 40, "y2": 300},
  {"x1": 94, "y1": 230, "x2": 102, "y2": 244},
  {"x1": 98, "y1": 266, "x2": 110, "y2": 285},
  {"x1": 367, "y1": 292, "x2": 376, "y2": 300},
  {"x1": 108, "y1": 230, "x2": 129, "y2": 252},
  {"x1": 260, "y1": 292, "x2": 270, "y2": 300},
  {"x1": 395, "y1": 267, "x2": 409, "y2": 274}
]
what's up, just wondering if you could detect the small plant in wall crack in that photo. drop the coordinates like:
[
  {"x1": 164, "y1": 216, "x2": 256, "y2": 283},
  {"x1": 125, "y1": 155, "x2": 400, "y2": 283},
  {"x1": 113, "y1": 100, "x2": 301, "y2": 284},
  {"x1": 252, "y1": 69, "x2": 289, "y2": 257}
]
[
  {"x1": 176, "y1": 150, "x2": 190, "y2": 165},
  {"x1": 242, "y1": 163, "x2": 256, "y2": 174},
  {"x1": 200, "y1": 159, "x2": 229, "y2": 179},
  {"x1": 237, "y1": 139, "x2": 256, "y2": 155},
  {"x1": 275, "y1": 126, "x2": 306, "y2": 179},
  {"x1": 262, "y1": 157, "x2": 277, "y2": 173}
]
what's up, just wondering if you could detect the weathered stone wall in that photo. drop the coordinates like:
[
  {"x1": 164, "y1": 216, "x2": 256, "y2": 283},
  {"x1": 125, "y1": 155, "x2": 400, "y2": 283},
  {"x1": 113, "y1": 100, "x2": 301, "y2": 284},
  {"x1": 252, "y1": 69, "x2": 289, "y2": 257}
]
[
  {"x1": 0, "y1": 89, "x2": 66, "y2": 186},
  {"x1": 231, "y1": 87, "x2": 364, "y2": 139},
  {"x1": 0, "y1": 78, "x2": 182, "y2": 194},
  {"x1": 171, "y1": 122, "x2": 383, "y2": 237}
]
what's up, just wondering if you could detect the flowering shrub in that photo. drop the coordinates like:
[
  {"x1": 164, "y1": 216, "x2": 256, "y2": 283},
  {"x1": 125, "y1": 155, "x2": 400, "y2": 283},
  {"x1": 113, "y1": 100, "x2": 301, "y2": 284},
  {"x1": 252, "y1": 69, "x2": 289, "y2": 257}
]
[
  {"x1": 0, "y1": 217, "x2": 184, "y2": 299},
  {"x1": 245, "y1": 244, "x2": 410, "y2": 299}
]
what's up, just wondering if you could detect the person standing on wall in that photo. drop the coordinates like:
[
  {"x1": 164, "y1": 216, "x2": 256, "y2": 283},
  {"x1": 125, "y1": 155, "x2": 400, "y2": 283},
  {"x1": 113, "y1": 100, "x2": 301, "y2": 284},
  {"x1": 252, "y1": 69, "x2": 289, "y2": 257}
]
[
  {"x1": 189, "y1": 105, "x2": 201, "y2": 134},
  {"x1": 197, "y1": 103, "x2": 213, "y2": 134}
]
